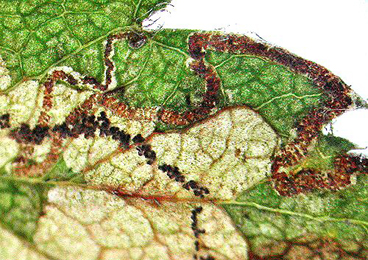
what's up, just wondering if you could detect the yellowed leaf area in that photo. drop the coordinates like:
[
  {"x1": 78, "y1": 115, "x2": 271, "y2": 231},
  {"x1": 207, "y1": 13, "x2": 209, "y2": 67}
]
[
  {"x1": 0, "y1": 226, "x2": 47, "y2": 260},
  {"x1": 0, "y1": 57, "x2": 280, "y2": 259},
  {"x1": 83, "y1": 106, "x2": 278, "y2": 200},
  {"x1": 32, "y1": 187, "x2": 248, "y2": 260}
]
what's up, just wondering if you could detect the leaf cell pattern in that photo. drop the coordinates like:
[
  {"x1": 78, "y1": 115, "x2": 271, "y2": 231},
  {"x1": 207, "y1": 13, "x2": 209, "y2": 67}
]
[
  {"x1": 0, "y1": 0, "x2": 367, "y2": 259},
  {"x1": 34, "y1": 187, "x2": 248, "y2": 260}
]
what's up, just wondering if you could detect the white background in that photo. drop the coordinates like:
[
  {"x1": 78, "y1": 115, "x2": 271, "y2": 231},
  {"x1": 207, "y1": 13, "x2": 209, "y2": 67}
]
[{"x1": 144, "y1": 0, "x2": 368, "y2": 155}]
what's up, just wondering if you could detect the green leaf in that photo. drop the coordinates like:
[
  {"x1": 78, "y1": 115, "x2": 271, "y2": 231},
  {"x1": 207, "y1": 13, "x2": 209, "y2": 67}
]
[
  {"x1": 42, "y1": 158, "x2": 86, "y2": 183},
  {"x1": 0, "y1": 179, "x2": 46, "y2": 241},
  {"x1": 207, "y1": 48, "x2": 326, "y2": 138},
  {"x1": 223, "y1": 175, "x2": 367, "y2": 258},
  {"x1": 0, "y1": 0, "x2": 171, "y2": 85},
  {"x1": 294, "y1": 134, "x2": 356, "y2": 172},
  {"x1": 112, "y1": 29, "x2": 207, "y2": 114},
  {"x1": 0, "y1": 0, "x2": 367, "y2": 259}
]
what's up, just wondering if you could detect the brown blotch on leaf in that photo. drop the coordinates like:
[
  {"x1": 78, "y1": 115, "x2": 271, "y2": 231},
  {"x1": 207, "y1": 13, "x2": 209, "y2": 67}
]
[
  {"x1": 127, "y1": 31, "x2": 147, "y2": 49},
  {"x1": 0, "y1": 114, "x2": 10, "y2": 129},
  {"x1": 137, "y1": 144, "x2": 156, "y2": 164},
  {"x1": 273, "y1": 154, "x2": 367, "y2": 196},
  {"x1": 10, "y1": 123, "x2": 50, "y2": 145},
  {"x1": 132, "y1": 134, "x2": 145, "y2": 144}
]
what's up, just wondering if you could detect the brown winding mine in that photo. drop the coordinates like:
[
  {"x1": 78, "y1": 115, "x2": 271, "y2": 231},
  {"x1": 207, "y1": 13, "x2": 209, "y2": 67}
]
[
  {"x1": 9, "y1": 31, "x2": 150, "y2": 177},
  {"x1": 203, "y1": 32, "x2": 363, "y2": 195},
  {"x1": 158, "y1": 33, "x2": 221, "y2": 126},
  {"x1": 2, "y1": 29, "x2": 367, "y2": 260},
  {"x1": 4, "y1": 30, "x2": 367, "y2": 193},
  {"x1": 174, "y1": 32, "x2": 365, "y2": 196}
]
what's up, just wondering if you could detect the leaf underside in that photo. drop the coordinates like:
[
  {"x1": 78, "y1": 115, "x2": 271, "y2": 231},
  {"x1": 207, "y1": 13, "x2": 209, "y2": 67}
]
[{"x1": 0, "y1": 0, "x2": 367, "y2": 259}]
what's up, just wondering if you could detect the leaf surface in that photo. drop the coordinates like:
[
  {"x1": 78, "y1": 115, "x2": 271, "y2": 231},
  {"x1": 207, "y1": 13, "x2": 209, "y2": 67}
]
[
  {"x1": 224, "y1": 175, "x2": 367, "y2": 259},
  {"x1": 0, "y1": 0, "x2": 367, "y2": 259}
]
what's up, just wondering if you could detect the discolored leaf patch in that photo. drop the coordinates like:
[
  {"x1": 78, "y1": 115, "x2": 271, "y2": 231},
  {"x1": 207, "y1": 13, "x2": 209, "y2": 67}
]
[
  {"x1": 34, "y1": 187, "x2": 248, "y2": 260},
  {"x1": 0, "y1": 0, "x2": 367, "y2": 259}
]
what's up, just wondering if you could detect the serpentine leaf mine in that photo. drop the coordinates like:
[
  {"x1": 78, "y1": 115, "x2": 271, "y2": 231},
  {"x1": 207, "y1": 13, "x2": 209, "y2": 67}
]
[{"x1": 0, "y1": 0, "x2": 366, "y2": 259}]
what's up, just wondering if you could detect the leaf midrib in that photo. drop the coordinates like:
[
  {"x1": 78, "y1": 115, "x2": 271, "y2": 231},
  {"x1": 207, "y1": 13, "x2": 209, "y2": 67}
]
[
  {"x1": 1, "y1": 174, "x2": 367, "y2": 232},
  {"x1": 221, "y1": 200, "x2": 368, "y2": 230}
]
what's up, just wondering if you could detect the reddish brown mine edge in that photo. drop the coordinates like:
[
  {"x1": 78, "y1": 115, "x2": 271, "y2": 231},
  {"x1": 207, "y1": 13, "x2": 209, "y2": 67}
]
[{"x1": 4, "y1": 31, "x2": 367, "y2": 196}]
